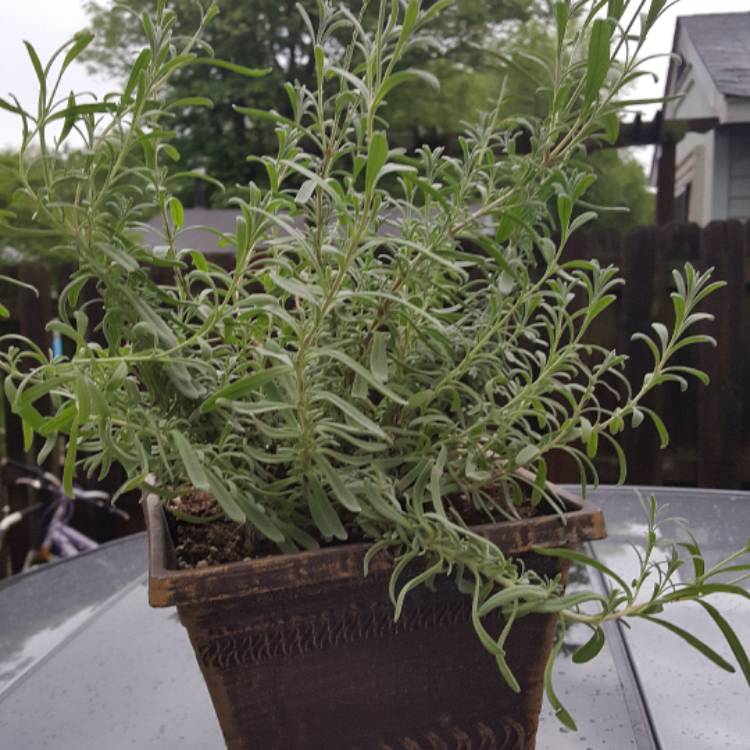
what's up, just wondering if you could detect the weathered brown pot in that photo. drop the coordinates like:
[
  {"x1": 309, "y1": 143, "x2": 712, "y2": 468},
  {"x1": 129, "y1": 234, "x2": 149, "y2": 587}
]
[{"x1": 145, "y1": 485, "x2": 605, "y2": 750}]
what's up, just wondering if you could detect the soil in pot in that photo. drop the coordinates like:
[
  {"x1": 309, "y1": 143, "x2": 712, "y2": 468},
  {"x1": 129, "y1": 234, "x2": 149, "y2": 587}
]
[
  {"x1": 169, "y1": 491, "x2": 252, "y2": 569},
  {"x1": 169, "y1": 488, "x2": 546, "y2": 570}
]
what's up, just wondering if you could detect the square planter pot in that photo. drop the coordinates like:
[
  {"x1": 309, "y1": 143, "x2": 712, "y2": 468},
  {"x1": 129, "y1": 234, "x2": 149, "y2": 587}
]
[{"x1": 145, "y1": 485, "x2": 605, "y2": 750}]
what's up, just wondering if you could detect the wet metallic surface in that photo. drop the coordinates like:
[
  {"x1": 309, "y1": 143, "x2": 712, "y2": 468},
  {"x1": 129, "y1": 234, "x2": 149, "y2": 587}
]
[
  {"x1": 581, "y1": 487, "x2": 750, "y2": 750},
  {"x1": 0, "y1": 487, "x2": 747, "y2": 749},
  {"x1": 0, "y1": 535, "x2": 145, "y2": 698}
]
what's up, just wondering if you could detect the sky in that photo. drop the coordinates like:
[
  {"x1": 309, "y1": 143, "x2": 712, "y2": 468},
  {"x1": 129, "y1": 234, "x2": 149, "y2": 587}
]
[
  {"x1": 1, "y1": 0, "x2": 750, "y2": 156},
  {"x1": 1, "y1": 1, "x2": 112, "y2": 150}
]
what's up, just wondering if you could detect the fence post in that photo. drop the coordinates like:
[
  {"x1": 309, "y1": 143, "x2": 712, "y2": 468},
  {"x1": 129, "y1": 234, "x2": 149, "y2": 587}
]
[
  {"x1": 656, "y1": 141, "x2": 676, "y2": 225},
  {"x1": 546, "y1": 231, "x2": 592, "y2": 484},
  {"x1": 3, "y1": 263, "x2": 54, "y2": 572},
  {"x1": 659, "y1": 222, "x2": 703, "y2": 484},
  {"x1": 697, "y1": 221, "x2": 745, "y2": 488},
  {"x1": 618, "y1": 226, "x2": 666, "y2": 485}
]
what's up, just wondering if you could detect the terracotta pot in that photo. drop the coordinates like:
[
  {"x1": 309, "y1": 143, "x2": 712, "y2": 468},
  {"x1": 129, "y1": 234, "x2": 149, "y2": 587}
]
[{"x1": 145, "y1": 485, "x2": 605, "y2": 750}]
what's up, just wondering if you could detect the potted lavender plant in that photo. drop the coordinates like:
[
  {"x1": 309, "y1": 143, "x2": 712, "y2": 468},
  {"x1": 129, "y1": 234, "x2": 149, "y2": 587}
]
[{"x1": 2, "y1": 1, "x2": 747, "y2": 748}]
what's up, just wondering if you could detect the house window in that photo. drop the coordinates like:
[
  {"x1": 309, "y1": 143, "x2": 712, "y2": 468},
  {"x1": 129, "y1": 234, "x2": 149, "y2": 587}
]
[{"x1": 674, "y1": 184, "x2": 691, "y2": 224}]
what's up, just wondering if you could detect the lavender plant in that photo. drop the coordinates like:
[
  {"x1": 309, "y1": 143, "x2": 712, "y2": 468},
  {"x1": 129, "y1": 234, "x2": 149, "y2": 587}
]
[{"x1": 1, "y1": 0, "x2": 748, "y2": 728}]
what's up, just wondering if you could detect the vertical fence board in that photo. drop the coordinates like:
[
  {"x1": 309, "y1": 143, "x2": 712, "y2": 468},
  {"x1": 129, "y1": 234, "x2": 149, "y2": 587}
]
[
  {"x1": 618, "y1": 226, "x2": 666, "y2": 485},
  {"x1": 657, "y1": 223, "x2": 702, "y2": 484},
  {"x1": 742, "y1": 223, "x2": 750, "y2": 483},
  {"x1": 697, "y1": 221, "x2": 745, "y2": 488}
]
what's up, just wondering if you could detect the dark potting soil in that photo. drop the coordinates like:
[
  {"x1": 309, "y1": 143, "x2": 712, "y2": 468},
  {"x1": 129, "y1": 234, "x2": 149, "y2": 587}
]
[
  {"x1": 170, "y1": 488, "x2": 547, "y2": 570},
  {"x1": 170, "y1": 491, "x2": 252, "y2": 569}
]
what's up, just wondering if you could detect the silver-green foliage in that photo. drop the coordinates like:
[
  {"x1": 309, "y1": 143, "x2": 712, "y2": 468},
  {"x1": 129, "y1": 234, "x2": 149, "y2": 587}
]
[{"x1": 2, "y1": 0, "x2": 748, "y2": 726}]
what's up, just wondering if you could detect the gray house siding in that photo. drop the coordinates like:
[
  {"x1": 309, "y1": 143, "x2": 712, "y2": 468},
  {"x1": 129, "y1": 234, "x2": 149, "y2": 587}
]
[
  {"x1": 712, "y1": 127, "x2": 730, "y2": 220},
  {"x1": 728, "y1": 124, "x2": 750, "y2": 219},
  {"x1": 660, "y1": 14, "x2": 750, "y2": 224}
]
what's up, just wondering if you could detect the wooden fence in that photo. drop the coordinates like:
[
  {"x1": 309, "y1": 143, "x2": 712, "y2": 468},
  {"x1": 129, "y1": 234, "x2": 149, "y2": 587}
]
[
  {"x1": 0, "y1": 220, "x2": 748, "y2": 570},
  {"x1": 554, "y1": 220, "x2": 749, "y2": 489}
]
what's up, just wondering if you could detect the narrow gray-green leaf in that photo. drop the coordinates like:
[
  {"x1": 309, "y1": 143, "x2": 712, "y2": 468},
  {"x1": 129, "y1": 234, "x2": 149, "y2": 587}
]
[
  {"x1": 234, "y1": 489, "x2": 285, "y2": 542},
  {"x1": 534, "y1": 546, "x2": 632, "y2": 596},
  {"x1": 308, "y1": 476, "x2": 347, "y2": 541},
  {"x1": 370, "y1": 331, "x2": 389, "y2": 383},
  {"x1": 312, "y1": 347, "x2": 407, "y2": 405},
  {"x1": 204, "y1": 469, "x2": 245, "y2": 523},
  {"x1": 171, "y1": 430, "x2": 210, "y2": 491},
  {"x1": 544, "y1": 635, "x2": 578, "y2": 731},
  {"x1": 168, "y1": 197, "x2": 184, "y2": 230},
  {"x1": 572, "y1": 627, "x2": 606, "y2": 664},
  {"x1": 295, "y1": 179, "x2": 316, "y2": 205},
  {"x1": 316, "y1": 454, "x2": 361, "y2": 512},
  {"x1": 641, "y1": 615, "x2": 736, "y2": 673},
  {"x1": 365, "y1": 131, "x2": 389, "y2": 196},
  {"x1": 61, "y1": 31, "x2": 94, "y2": 74},
  {"x1": 47, "y1": 102, "x2": 118, "y2": 124},
  {"x1": 584, "y1": 19, "x2": 611, "y2": 104},
  {"x1": 697, "y1": 601, "x2": 750, "y2": 685},
  {"x1": 314, "y1": 391, "x2": 388, "y2": 441},
  {"x1": 201, "y1": 366, "x2": 293, "y2": 413},
  {"x1": 129, "y1": 294, "x2": 177, "y2": 347},
  {"x1": 531, "y1": 460, "x2": 547, "y2": 506},
  {"x1": 194, "y1": 58, "x2": 271, "y2": 77},
  {"x1": 270, "y1": 273, "x2": 322, "y2": 304},
  {"x1": 23, "y1": 41, "x2": 45, "y2": 98},
  {"x1": 516, "y1": 445, "x2": 540, "y2": 466}
]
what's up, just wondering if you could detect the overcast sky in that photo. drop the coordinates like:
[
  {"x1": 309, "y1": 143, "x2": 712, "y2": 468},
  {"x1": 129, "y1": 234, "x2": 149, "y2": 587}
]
[{"x1": 2, "y1": 0, "x2": 750, "y2": 155}]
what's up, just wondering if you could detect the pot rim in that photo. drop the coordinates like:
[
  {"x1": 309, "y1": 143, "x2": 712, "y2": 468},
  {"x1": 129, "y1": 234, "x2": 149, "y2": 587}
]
[
  {"x1": 142, "y1": 483, "x2": 606, "y2": 607},
  {"x1": 145, "y1": 477, "x2": 606, "y2": 607}
]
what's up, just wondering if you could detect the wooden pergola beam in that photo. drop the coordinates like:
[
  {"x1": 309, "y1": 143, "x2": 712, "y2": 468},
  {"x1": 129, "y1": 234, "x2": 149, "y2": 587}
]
[
  {"x1": 389, "y1": 114, "x2": 719, "y2": 155},
  {"x1": 656, "y1": 140, "x2": 677, "y2": 225},
  {"x1": 609, "y1": 113, "x2": 718, "y2": 148}
]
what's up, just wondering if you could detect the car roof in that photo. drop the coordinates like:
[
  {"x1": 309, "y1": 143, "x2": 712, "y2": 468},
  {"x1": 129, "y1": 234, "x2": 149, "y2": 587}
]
[{"x1": 1, "y1": 486, "x2": 748, "y2": 749}]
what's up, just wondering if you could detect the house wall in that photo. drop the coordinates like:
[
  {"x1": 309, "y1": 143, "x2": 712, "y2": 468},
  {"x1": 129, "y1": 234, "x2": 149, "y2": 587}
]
[
  {"x1": 665, "y1": 29, "x2": 718, "y2": 224},
  {"x1": 727, "y1": 124, "x2": 750, "y2": 219},
  {"x1": 666, "y1": 27, "x2": 722, "y2": 121},
  {"x1": 661, "y1": 24, "x2": 750, "y2": 224},
  {"x1": 712, "y1": 127, "x2": 730, "y2": 220},
  {"x1": 674, "y1": 130, "x2": 713, "y2": 224},
  {"x1": 700, "y1": 125, "x2": 750, "y2": 221}
]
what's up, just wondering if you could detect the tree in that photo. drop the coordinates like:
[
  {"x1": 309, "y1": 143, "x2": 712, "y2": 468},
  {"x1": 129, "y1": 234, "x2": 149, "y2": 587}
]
[
  {"x1": 82, "y1": 1, "x2": 652, "y2": 226},
  {"x1": 583, "y1": 150, "x2": 654, "y2": 228},
  {"x1": 83, "y1": 0, "x2": 543, "y2": 200},
  {"x1": 477, "y1": 18, "x2": 655, "y2": 228},
  {"x1": 0, "y1": 152, "x2": 59, "y2": 262}
]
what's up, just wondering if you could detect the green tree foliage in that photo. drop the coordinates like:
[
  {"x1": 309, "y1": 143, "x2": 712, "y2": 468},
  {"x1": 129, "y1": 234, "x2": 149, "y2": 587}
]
[
  {"x1": 82, "y1": 0, "x2": 542, "y2": 200},
  {"x1": 83, "y1": 1, "x2": 651, "y2": 226},
  {"x1": 0, "y1": 152, "x2": 60, "y2": 262},
  {"x1": 383, "y1": 57, "x2": 501, "y2": 133},
  {"x1": 584, "y1": 149, "x2": 654, "y2": 227},
  {"x1": 476, "y1": 18, "x2": 655, "y2": 228}
]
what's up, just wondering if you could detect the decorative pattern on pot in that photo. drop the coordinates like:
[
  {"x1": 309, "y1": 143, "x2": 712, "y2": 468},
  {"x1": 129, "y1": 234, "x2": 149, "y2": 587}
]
[
  {"x1": 192, "y1": 600, "x2": 481, "y2": 669},
  {"x1": 374, "y1": 719, "x2": 528, "y2": 750}
]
